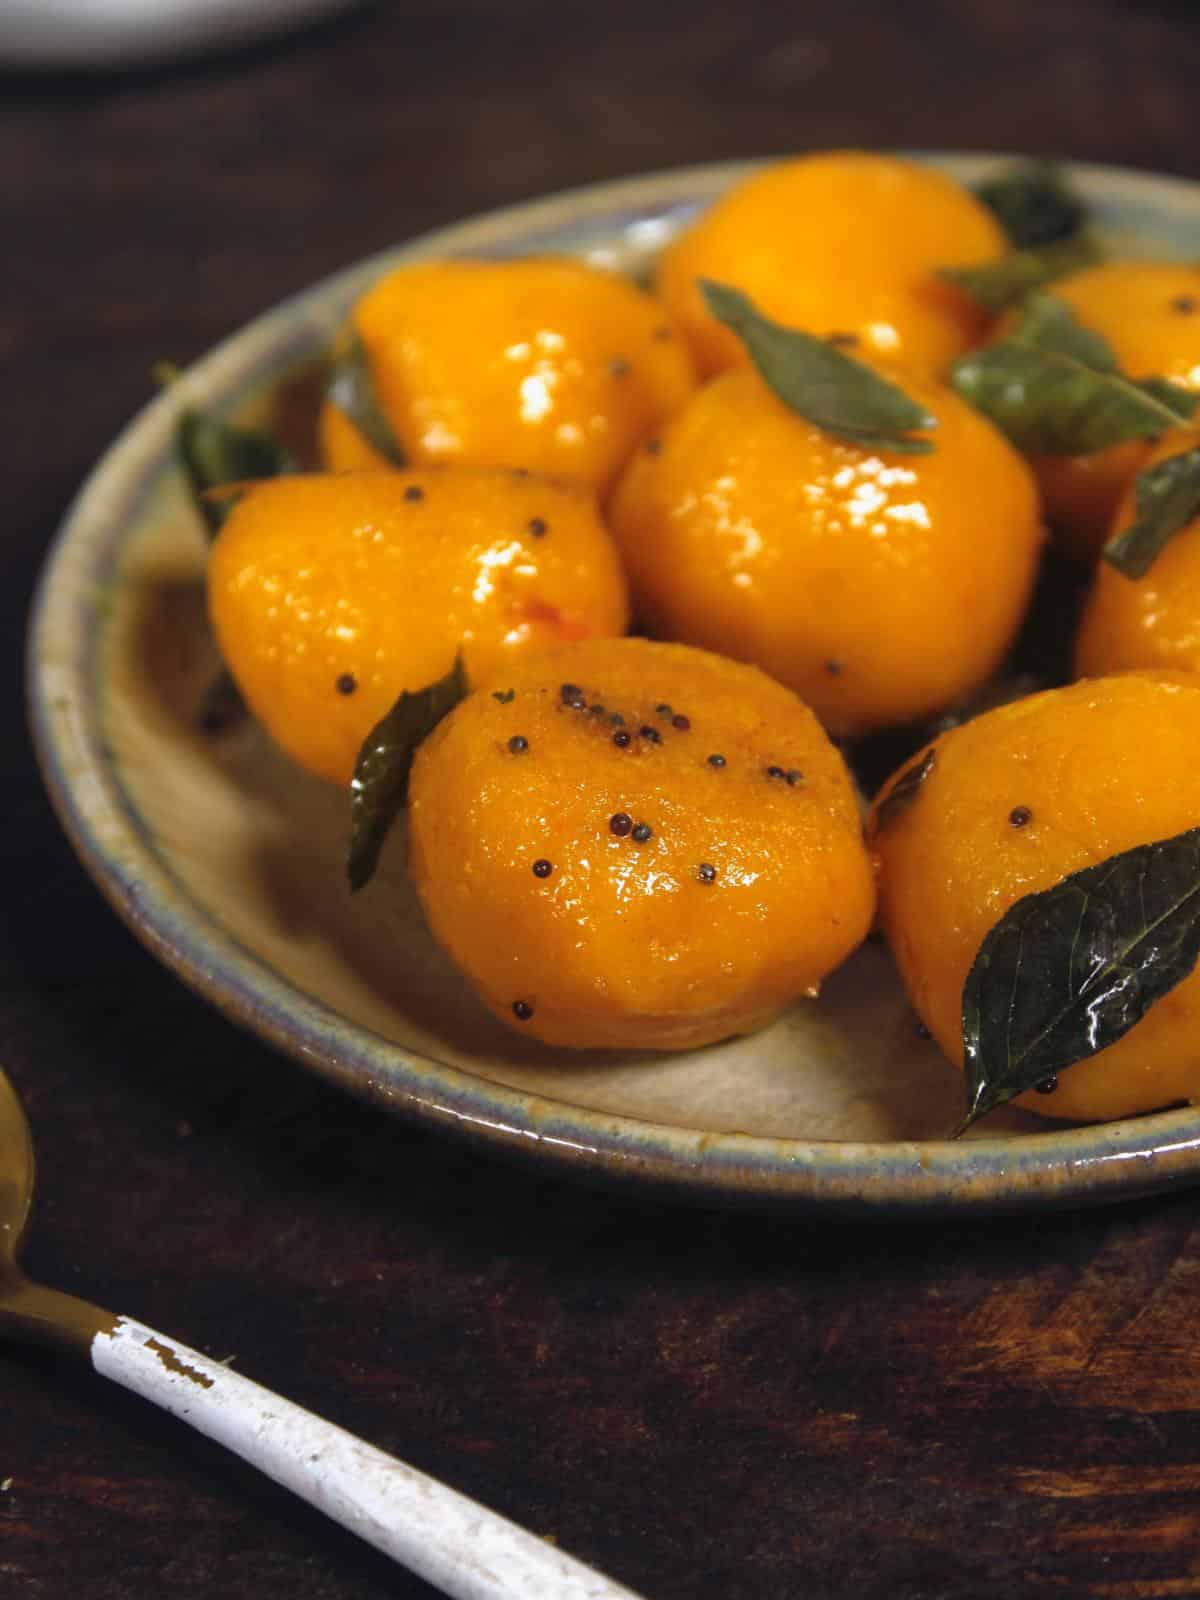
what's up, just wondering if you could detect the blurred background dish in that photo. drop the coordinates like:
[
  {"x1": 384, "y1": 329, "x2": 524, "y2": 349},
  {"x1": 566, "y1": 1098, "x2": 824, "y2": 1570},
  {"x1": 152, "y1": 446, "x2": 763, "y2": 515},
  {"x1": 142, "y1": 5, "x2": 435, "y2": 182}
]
[{"x1": 0, "y1": 0, "x2": 362, "y2": 69}]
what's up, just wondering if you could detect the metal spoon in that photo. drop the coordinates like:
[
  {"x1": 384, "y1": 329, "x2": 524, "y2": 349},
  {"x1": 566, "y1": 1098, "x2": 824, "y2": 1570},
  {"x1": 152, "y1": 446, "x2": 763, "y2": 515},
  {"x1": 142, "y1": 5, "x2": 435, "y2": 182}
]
[{"x1": 0, "y1": 1067, "x2": 643, "y2": 1600}]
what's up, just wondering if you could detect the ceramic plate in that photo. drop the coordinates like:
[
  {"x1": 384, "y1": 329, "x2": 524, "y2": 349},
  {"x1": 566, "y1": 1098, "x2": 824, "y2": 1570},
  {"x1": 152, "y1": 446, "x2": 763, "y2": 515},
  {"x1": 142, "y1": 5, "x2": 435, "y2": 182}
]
[
  {"x1": 29, "y1": 155, "x2": 1200, "y2": 1216},
  {"x1": 0, "y1": 0, "x2": 362, "y2": 69}
]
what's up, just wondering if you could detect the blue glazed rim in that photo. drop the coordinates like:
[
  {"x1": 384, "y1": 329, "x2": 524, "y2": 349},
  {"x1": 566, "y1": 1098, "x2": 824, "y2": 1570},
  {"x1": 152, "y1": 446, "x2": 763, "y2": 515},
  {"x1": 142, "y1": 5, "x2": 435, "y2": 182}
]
[{"x1": 27, "y1": 154, "x2": 1200, "y2": 1217}]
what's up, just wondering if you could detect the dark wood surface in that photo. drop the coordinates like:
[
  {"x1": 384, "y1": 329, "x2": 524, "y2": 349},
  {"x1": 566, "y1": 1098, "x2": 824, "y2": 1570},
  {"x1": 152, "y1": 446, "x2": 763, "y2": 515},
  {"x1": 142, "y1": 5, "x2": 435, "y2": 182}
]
[{"x1": 7, "y1": 3, "x2": 1200, "y2": 1595}]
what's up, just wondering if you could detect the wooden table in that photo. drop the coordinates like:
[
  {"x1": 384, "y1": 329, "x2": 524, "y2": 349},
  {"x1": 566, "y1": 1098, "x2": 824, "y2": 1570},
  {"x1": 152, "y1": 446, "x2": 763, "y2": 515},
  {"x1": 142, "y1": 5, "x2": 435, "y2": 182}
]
[{"x1": 6, "y1": 3, "x2": 1200, "y2": 1594}]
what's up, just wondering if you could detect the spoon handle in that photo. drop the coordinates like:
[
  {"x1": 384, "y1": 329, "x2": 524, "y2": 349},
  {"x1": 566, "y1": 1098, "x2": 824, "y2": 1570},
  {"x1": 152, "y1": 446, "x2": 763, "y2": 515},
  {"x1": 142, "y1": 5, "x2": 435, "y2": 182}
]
[{"x1": 90, "y1": 1314, "x2": 644, "y2": 1600}]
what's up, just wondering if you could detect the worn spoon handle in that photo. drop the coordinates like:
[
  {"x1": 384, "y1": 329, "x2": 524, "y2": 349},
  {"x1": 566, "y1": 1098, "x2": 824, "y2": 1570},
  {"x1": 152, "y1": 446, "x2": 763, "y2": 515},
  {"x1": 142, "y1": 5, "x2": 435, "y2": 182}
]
[{"x1": 91, "y1": 1315, "x2": 644, "y2": 1600}]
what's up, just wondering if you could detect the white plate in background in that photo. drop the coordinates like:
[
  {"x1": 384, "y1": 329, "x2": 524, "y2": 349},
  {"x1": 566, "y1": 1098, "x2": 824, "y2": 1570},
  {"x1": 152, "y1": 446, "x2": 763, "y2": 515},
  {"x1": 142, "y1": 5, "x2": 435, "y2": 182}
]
[{"x1": 0, "y1": 0, "x2": 361, "y2": 68}]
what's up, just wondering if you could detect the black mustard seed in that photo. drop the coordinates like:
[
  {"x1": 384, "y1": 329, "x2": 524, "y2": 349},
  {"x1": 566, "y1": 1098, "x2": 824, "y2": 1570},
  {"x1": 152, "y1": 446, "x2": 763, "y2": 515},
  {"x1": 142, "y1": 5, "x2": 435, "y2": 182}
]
[
  {"x1": 335, "y1": 673, "x2": 357, "y2": 696},
  {"x1": 532, "y1": 858, "x2": 553, "y2": 878},
  {"x1": 631, "y1": 822, "x2": 653, "y2": 842},
  {"x1": 609, "y1": 813, "x2": 633, "y2": 837}
]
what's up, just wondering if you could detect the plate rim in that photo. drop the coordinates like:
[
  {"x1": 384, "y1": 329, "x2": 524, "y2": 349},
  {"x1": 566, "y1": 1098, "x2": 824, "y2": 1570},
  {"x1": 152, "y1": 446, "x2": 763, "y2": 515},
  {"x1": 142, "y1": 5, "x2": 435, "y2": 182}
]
[{"x1": 28, "y1": 150, "x2": 1200, "y2": 1217}]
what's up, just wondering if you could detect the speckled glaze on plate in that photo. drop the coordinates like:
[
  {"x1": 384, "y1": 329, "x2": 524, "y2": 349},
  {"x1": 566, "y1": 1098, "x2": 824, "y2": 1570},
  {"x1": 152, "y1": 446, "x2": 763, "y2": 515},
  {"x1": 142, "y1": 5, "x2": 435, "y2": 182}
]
[{"x1": 28, "y1": 155, "x2": 1200, "y2": 1216}]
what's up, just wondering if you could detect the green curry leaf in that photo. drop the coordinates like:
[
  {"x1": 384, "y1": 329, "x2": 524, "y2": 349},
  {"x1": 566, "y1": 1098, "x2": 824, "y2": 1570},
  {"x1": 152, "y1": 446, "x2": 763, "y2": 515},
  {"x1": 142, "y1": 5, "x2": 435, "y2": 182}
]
[
  {"x1": 177, "y1": 409, "x2": 297, "y2": 538},
  {"x1": 950, "y1": 295, "x2": 1193, "y2": 455},
  {"x1": 974, "y1": 161, "x2": 1088, "y2": 250},
  {"x1": 958, "y1": 826, "x2": 1200, "y2": 1131},
  {"x1": 872, "y1": 748, "x2": 937, "y2": 835},
  {"x1": 1104, "y1": 446, "x2": 1200, "y2": 579},
  {"x1": 347, "y1": 654, "x2": 469, "y2": 891},
  {"x1": 1135, "y1": 377, "x2": 1200, "y2": 419},
  {"x1": 700, "y1": 280, "x2": 937, "y2": 455},
  {"x1": 197, "y1": 667, "x2": 247, "y2": 736},
  {"x1": 940, "y1": 233, "x2": 1102, "y2": 316},
  {"x1": 1009, "y1": 293, "x2": 1116, "y2": 367},
  {"x1": 325, "y1": 333, "x2": 407, "y2": 466}
]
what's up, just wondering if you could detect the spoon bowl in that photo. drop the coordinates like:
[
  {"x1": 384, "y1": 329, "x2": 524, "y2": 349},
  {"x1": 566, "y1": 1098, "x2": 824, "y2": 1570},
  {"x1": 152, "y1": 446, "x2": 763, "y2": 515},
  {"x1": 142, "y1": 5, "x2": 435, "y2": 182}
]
[
  {"x1": 0, "y1": 1068, "x2": 111, "y2": 1354},
  {"x1": 0, "y1": 1065, "x2": 642, "y2": 1599},
  {"x1": 0, "y1": 1065, "x2": 34, "y2": 1269}
]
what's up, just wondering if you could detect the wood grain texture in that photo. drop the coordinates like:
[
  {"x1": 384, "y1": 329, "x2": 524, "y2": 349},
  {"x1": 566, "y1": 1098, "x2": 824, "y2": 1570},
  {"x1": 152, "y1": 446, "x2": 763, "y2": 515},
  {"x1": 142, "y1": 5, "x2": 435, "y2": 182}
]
[{"x1": 6, "y1": 2, "x2": 1200, "y2": 1595}]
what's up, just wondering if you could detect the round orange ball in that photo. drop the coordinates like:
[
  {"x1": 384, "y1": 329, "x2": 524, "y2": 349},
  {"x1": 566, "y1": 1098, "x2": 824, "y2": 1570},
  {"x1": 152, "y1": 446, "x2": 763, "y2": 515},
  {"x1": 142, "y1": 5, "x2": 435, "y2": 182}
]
[
  {"x1": 1075, "y1": 432, "x2": 1200, "y2": 677},
  {"x1": 656, "y1": 151, "x2": 1006, "y2": 380},
  {"x1": 208, "y1": 469, "x2": 629, "y2": 785},
  {"x1": 607, "y1": 365, "x2": 1042, "y2": 739},
  {"x1": 872, "y1": 672, "x2": 1200, "y2": 1123},
  {"x1": 1024, "y1": 262, "x2": 1200, "y2": 561},
  {"x1": 318, "y1": 257, "x2": 696, "y2": 494},
  {"x1": 408, "y1": 638, "x2": 875, "y2": 1050}
]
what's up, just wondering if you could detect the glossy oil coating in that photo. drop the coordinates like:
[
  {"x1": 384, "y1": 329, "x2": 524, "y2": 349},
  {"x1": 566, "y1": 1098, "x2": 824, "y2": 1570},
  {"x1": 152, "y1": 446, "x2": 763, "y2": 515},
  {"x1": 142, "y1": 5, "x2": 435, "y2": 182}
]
[
  {"x1": 608, "y1": 364, "x2": 1042, "y2": 738},
  {"x1": 1075, "y1": 430, "x2": 1200, "y2": 675},
  {"x1": 207, "y1": 468, "x2": 629, "y2": 785},
  {"x1": 34, "y1": 153, "x2": 1200, "y2": 1225},
  {"x1": 656, "y1": 150, "x2": 1006, "y2": 379},
  {"x1": 408, "y1": 637, "x2": 875, "y2": 1050},
  {"x1": 318, "y1": 258, "x2": 696, "y2": 493},
  {"x1": 1024, "y1": 262, "x2": 1200, "y2": 560},
  {"x1": 1056, "y1": 262, "x2": 1200, "y2": 389},
  {"x1": 871, "y1": 671, "x2": 1200, "y2": 1123}
]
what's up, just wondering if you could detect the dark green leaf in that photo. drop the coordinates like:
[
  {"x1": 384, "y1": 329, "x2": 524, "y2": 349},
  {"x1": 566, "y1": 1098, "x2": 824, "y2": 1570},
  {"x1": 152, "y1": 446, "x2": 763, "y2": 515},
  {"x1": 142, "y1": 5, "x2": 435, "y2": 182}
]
[
  {"x1": 950, "y1": 345, "x2": 1179, "y2": 454},
  {"x1": 974, "y1": 161, "x2": 1088, "y2": 249},
  {"x1": 347, "y1": 654, "x2": 468, "y2": 891},
  {"x1": 872, "y1": 748, "x2": 936, "y2": 834},
  {"x1": 197, "y1": 668, "x2": 247, "y2": 735},
  {"x1": 1136, "y1": 377, "x2": 1200, "y2": 419},
  {"x1": 325, "y1": 333, "x2": 406, "y2": 467},
  {"x1": 700, "y1": 280, "x2": 937, "y2": 455},
  {"x1": 1104, "y1": 446, "x2": 1200, "y2": 578},
  {"x1": 940, "y1": 233, "x2": 1102, "y2": 315},
  {"x1": 959, "y1": 826, "x2": 1200, "y2": 1130},
  {"x1": 178, "y1": 409, "x2": 297, "y2": 538},
  {"x1": 1010, "y1": 293, "x2": 1116, "y2": 368},
  {"x1": 950, "y1": 295, "x2": 1191, "y2": 455}
]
